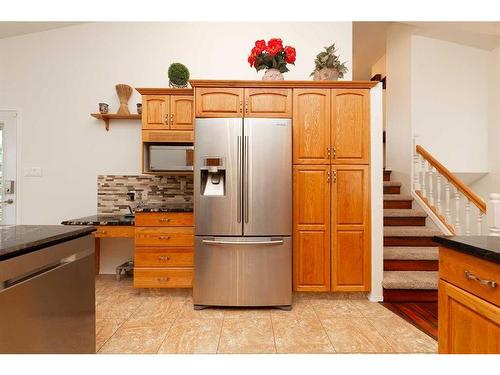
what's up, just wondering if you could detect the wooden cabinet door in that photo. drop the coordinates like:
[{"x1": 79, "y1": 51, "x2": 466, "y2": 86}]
[
  {"x1": 331, "y1": 165, "x2": 370, "y2": 291},
  {"x1": 170, "y1": 95, "x2": 194, "y2": 130},
  {"x1": 244, "y1": 88, "x2": 292, "y2": 118},
  {"x1": 142, "y1": 95, "x2": 169, "y2": 130},
  {"x1": 195, "y1": 88, "x2": 243, "y2": 118},
  {"x1": 331, "y1": 89, "x2": 370, "y2": 164},
  {"x1": 293, "y1": 165, "x2": 331, "y2": 291},
  {"x1": 439, "y1": 280, "x2": 500, "y2": 354},
  {"x1": 292, "y1": 89, "x2": 331, "y2": 164}
]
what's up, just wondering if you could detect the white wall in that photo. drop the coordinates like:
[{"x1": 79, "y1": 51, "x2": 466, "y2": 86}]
[
  {"x1": 0, "y1": 22, "x2": 352, "y2": 273},
  {"x1": 411, "y1": 35, "x2": 489, "y2": 174},
  {"x1": 385, "y1": 24, "x2": 413, "y2": 194},
  {"x1": 471, "y1": 46, "x2": 500, "y2": 200}
]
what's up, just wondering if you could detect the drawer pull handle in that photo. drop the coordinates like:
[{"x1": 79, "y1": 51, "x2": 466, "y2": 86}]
[
  {"x1": 158, "y1": 236, "x2": 171, "y2": 240},
  {"x1": 159, "y1": 218, "x2": 170, "y2": 222},
  {"x1": 158, "y1": 256, "x2": 171, "y2": 261},
  {"x1": 157, "y1": 277, "x2": 170, "y2": 282},
  {"x1": 464, "y1": 270, "x2": 497, "y2": 289}
]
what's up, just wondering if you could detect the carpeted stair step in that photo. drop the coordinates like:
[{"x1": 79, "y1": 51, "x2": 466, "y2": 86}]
[
  {"x1": 384, "y1": 209, "x2": 427, "y2": 226},
  {"x1": 383, "y1": 194, "x2": 413, "y2": 209},
  {"x1": 382, "y1": 271, "x2": 438, "y2": 290},
  {"x1": 383, "y1": 181, "x2": 402, "y2": 194},
  {"x1": 384, "y1": 246, "x2": 438, "y2": 261},
  {"x1": 384, "y1": 226, "x2": 442, "y2": 247}
]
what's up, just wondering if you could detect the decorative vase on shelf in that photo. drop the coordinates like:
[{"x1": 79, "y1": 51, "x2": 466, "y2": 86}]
[
  {"x1": 115, "y1": 84, "x2": 132, "y2": 115},
  {"x1": 262, "y1": 68, "x2": 284, "y2": 81},
  {"x1": 247, "y1": 38, "x2": 296, "y2": 81},
  {"x1": 313, "y1": 67, "x2": 339, "y2": 81}
]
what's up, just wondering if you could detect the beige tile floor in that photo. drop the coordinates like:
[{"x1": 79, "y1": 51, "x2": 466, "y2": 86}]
[{"x1": 96, "y1": 275, "x2": 437, "y2": 354}]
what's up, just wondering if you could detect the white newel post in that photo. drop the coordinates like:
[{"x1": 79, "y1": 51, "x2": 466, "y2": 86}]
[
  {"x1": 488, "y1": 193, "x2": 500, "y2": 236},
  {"x1": 477, "y1": 212, "x2": 484, "y2": 235},
  {"x1": 444, "y1": 179, "x2": 451, "y2": 222}
]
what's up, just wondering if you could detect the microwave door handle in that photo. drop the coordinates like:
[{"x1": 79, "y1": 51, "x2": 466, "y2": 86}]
[{"x1": 237, "y1": 135, "x2": 242, "y2": 223}]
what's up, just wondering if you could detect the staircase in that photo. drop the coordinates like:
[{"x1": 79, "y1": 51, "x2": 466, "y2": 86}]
[{"x1": 382, "y1": 169, "x2": 441, "y2": 302}]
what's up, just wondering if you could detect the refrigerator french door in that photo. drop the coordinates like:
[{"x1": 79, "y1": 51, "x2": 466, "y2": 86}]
[{"x1": 194, "y1": 118, "x2": 292, "y2": 308}]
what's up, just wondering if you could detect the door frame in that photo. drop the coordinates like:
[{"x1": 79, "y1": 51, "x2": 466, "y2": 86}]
[{"x1": 0, "y1": 110, "x2": 21, "y2": 224}]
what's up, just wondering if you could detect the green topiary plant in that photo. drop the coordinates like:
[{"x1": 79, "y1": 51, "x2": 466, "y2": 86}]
[
  {"x1": 310, "y1": 44, "x2": 348, "y2": 80},
  {"x1": 168, "y1": 63, "x2": 190, "y2": 88}
]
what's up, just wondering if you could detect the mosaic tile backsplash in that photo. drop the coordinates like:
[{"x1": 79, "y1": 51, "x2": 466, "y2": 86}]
[{"x1": 97, "y1": 175, "x2": 193, "y2": 214}]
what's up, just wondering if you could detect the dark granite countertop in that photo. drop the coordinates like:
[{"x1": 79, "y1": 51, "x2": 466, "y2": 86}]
[
  {"x1": 433, "y1": 236, "x2": 500, "y2": 264},
  {"x1": 134, "y1": 203, "x2": 193, "y2": 213},
  {"x1": 62, "y1": 215, "x2": 135, "y2": 226},
  {"x1": 0, "y1": 225, "x2": 96, "y2": 262}
]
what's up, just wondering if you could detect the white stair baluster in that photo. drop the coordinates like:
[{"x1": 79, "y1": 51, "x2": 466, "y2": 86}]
[
  {"x1": 477, "y1": 212, "x2": 484, "y2": 235},
  {"x1": 455, "y1": 188, "x2": 461, "y2": 235},
  {"x1": 428, "y1": 165, "x2": 434, "y2": 207},
  {"x1": 420, "y1": 159, "x2": 427, "y2": 198},
  {"x1": 436, "y1": 172, "x2": 442, "y2": 215},
  {"x1": 465, "y1": 199, "x2": 471, "y2": 235},
  {"x1": 413, "y1": 152, "x2": 421, "y2": 191},
  {"x1": 488, "y1": 193, "x2": 500, "y2": 236},
  {"x1": 444, "y1": 179, "x2": 451, "y2": 223}
]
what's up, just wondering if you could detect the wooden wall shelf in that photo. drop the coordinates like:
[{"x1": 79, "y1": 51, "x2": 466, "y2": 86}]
[{"x1": 91, "y1": 113, "x2": 142, "y2": 131}]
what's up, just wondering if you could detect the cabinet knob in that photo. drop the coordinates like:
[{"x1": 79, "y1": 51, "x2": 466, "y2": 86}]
[
  {"x1": 158, "y1": 236, "x2": 171, "y2": 240},
  {"x1": 157, "y1": 277, "x2": 170, "y2": 282},
  {"x1": 165, "y1": 115, "x2": 169, "y2": 125},
  {"x1": 333, "y1": 170, "x2": 337, "y2": 183},
  {"x1": 158, "y1": 256, "x2": 171, "y2": 261},
  {"x1": 170, "y1": 113, "x2": 174, "y2": 123},
  {"x1": 245, "y1": 99, "x2": 249, "y2": 113},
  {"x1": 332, "y1": 146, "x2": 337, "y2": 158}
]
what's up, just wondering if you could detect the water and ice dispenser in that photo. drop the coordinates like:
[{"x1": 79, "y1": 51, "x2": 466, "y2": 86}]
[{"x1": 200, "y1": 157, "x2": 225, "y2": 197}]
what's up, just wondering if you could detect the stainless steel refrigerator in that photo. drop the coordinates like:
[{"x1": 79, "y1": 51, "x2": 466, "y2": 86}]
[{"x1": 194, "y1": 117, "x2": 292, "y2": 309}]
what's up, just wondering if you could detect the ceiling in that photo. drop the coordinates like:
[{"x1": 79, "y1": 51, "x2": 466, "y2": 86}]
[
  {"x1": 0, "y1": 22, "x2": 84, "y2": 39},
  {"x1": 352, "y1": 21, "x2": 500, "y2": 80}
]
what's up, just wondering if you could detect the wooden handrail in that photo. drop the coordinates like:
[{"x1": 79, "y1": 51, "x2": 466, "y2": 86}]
[{"x1": 416, "y1": 145, "x2": 486, "y2": 213}]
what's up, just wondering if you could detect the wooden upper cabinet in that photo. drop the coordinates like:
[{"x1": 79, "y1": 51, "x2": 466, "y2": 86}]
[
  {"x1": 331, "y1": 165, "x2": 370, "y2": 291},
  {"x1": 292, "y1": 89, "x2": 331, "y2": 164},
  {"x1": 244, "y1": 88, "x2": 292, "y2": 118},
  {"x1": 170, "y1": 95, "x2": 194, "y2": 130},
  {"x1": 439, "y1": 280, "x2": 500, "y2": 354},
  {"x1": 142, "y1": 95, "x2": 169, "y2": 130},
  {"x1": 195, "y1": 88, "x2": 243, "y2": 117},
  {"x1": 293, "y1": 165, "x2": 331, "y2": 292},
  {"x1": 331, "y1": 89, "x2": 370, "y2": 164}
]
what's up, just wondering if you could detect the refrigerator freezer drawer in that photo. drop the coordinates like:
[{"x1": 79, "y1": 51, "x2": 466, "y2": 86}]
[{"x1": 193, "y1": 236, "x2": 292, "y2": 307}]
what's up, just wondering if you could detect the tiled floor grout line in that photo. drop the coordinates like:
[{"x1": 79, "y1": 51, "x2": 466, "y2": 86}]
[
  {"x1": 215, "y1": 313, "x2": 225, "y2": 354},
  {"x1": 269, "y1": 312, "x2": 278, "y2": 354},
  {"x1": 155, "y1": 299, "x2": 178, "y2": 354},
  {"x1": 310, "y1": 303, "x2": 337, "y2": 354}
]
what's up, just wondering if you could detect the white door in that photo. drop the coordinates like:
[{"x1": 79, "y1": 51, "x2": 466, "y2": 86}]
[{"x1": 0, "y1": 111, "x2": 17, "y2": 225}]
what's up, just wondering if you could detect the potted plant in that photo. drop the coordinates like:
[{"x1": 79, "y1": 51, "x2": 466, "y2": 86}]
[
  {"x1": 168, "y1": 63, "x2": 190, "y2": 88},
  {"x1": 247, "y1": 38, "x2": 296, "y2": 80},
  {"x1": 310, "y1": 44, "x2": 348, "y2": 81}
]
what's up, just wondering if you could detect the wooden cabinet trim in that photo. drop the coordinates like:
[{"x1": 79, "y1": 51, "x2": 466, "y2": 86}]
[{"x1": 190, "y1": 80, "x2": 378, "y2": 89}]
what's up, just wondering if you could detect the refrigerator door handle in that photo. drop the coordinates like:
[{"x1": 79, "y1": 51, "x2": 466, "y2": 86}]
[
  {"x1": 237, "y1": 135, "x2": 242, "y2": 223},
  {"x1": 201, "y1": 239, "x2": 284, "y2": 246},
  {"x1": 244, "y1": 135, "x2": 249, "y2": 223}
]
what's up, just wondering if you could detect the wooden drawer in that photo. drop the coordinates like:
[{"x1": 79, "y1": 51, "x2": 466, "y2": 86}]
[
  {"x1": 135, "y1": 227, "x2": 194, "y2": 247},
  {"x1": 94, "y1": 226, "x2": 135, "y2": 238},
  {"x1": 134, "y1": 267, "x2": 193, "y2": 288},
  {"x1": 135, "y1": 247, "x2": 193, "y2": 267},
  {"x1": 135, "y1": 212, "x2": 193, "y2": 227},
  {"x1": 142, "y1": 130, "x2": 194, "y2": 143},
  {"x1": 440, "y1": 247, "x2": 500, "y2": 307}
]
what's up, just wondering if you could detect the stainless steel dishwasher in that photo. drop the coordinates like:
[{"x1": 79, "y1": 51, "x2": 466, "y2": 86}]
[{"x1": 0, "y1": 234, "x2": 95, "y2": 353}]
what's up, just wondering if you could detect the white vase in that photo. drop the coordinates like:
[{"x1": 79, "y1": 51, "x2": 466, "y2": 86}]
[{"x1": 262, "y1": 68, "x2": 284, "y2": 81}]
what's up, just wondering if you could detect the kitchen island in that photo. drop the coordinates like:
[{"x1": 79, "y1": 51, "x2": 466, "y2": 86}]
[
  {"x1": 0, "y1": 225, "x2": 96, "y2": 353},
  {"x1": 433, "y1": 235, "x2": 500, "y2": 354}
]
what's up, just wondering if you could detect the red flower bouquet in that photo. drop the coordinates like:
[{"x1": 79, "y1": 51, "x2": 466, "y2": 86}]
[{"x1": 247, "y1": 38, "x2": 296, "y2": 77}]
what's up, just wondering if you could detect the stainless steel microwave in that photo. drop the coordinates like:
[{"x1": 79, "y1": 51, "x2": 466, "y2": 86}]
[{"x1": 148, "y1": 145, "x2": 194, "y2": 172}]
